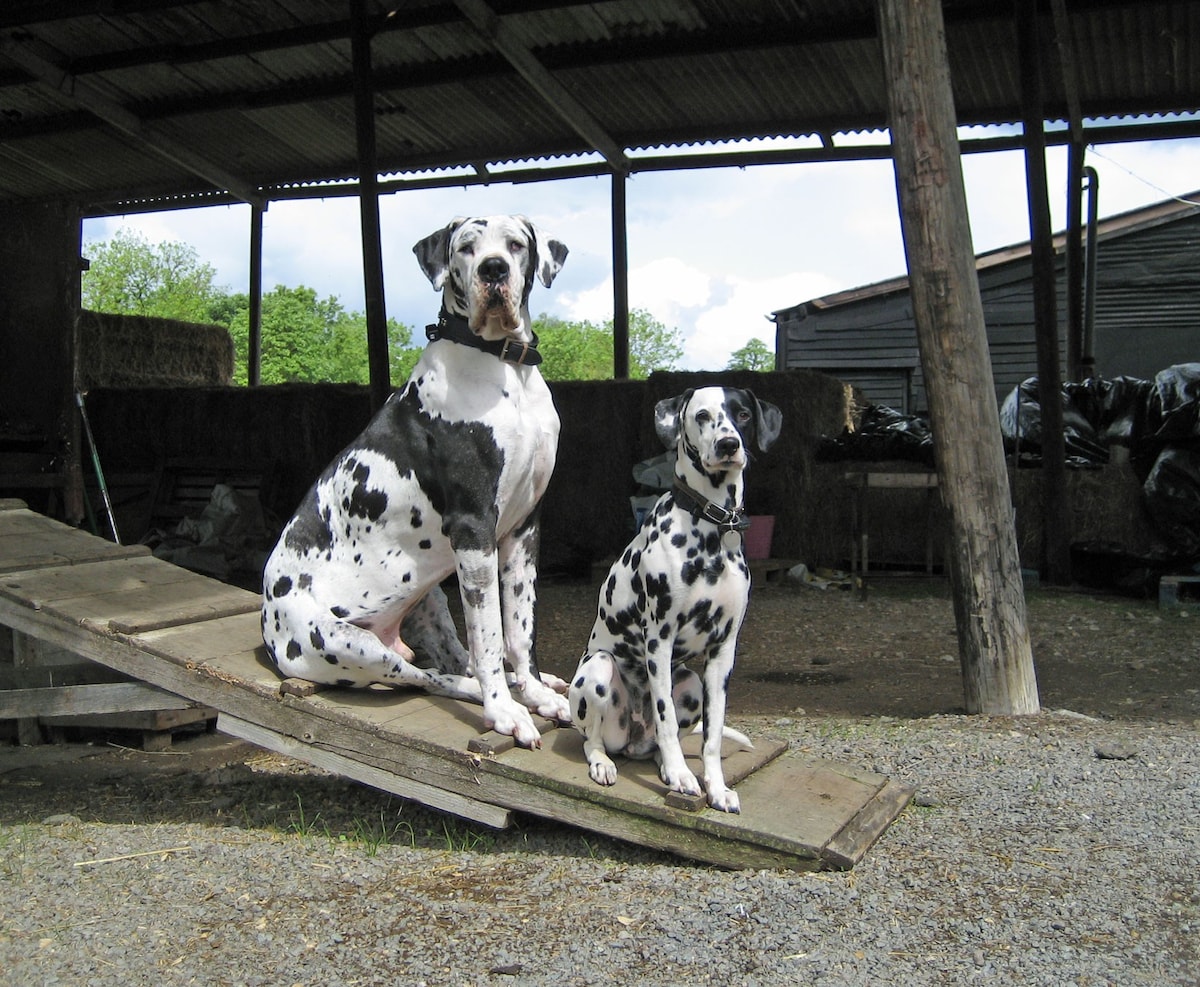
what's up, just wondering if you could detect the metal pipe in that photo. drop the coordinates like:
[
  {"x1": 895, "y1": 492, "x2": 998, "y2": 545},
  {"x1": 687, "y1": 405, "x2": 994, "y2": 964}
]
[
  {"x1": 1082, "y1": 165, "x2": 1099, "y2": 378},
  {"x1": 75, "y1": 391, "x2": 120, "y2": 544}
]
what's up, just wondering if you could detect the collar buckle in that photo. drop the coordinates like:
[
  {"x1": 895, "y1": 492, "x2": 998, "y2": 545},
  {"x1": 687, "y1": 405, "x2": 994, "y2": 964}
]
[{"x1": 499, "y1": 337, "x2": 532, "y2": 365}]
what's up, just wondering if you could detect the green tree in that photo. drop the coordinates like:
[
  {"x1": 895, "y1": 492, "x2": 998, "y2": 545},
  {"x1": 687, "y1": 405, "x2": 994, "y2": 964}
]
[
  {"x1": 627, "y1": 307, "x2": 684, "y2": 377},
  {"x1": 82, "y1": 228, "x2": 225, "y2": 323},
  {"x1": 535, "y1": 314, "x2": 614, "y2": 380},
  {"x1": 224, "y1": 285, "x2": 416, "y2": 386},
  {"x1": 532, "y1": 307, "x2": 684, "y2": 381},
  {"x1": 726, "y1": 336, "x2": 775, "y2": 372}
]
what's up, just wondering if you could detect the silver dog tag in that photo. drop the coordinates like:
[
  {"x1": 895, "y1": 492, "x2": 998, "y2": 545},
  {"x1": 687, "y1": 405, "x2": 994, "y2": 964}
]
[{"x1": 722, "y1": 530, "x2": 742, "y2": 553}]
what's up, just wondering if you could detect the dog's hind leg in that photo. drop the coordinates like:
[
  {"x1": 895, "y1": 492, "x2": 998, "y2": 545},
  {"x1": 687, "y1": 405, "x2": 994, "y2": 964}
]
[
  {"x1": 569, "y1": 651, "x2": 628, "y2": 786},
  {"x1": 265, "y1": 601, "x2": 485, "y2": 700},
  {"x1": 401, "y1": 585, "x2": 471, "y2": 676}
]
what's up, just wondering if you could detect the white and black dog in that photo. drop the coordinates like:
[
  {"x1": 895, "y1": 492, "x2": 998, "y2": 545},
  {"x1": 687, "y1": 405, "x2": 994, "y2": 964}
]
[
  {"x1": 261, "y1": 216, "x2": 571, "y2": 747},
  {"x1": 569, "y1": 386, "x2": 782, "y2": 812}
]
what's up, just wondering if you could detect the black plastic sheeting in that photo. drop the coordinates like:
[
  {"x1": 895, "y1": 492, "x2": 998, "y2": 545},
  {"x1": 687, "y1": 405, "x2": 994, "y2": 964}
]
[
  {"x1": 818, "y1": 364, "x2": 1200, "y2": 581},
  {"x1": 818, "y1": 404, "x2": 936, "y2": 467},
  {"x1": 999, "y1": 363, "x2": 1200, "y2": 557}
]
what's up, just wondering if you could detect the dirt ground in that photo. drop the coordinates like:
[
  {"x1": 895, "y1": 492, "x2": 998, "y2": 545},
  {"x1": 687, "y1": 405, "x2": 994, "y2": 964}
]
[{"x1": 533, "y1": 573, "x2": 1200, "y2": 724}]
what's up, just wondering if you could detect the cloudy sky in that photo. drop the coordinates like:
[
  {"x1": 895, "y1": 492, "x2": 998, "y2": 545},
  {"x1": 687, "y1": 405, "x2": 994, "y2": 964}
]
[{"x1": 81, "y1": 132, "x2": 1200, "y2": 371}]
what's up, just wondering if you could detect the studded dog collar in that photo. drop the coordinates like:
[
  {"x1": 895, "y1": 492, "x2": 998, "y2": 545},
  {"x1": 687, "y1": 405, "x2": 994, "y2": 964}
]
[{"x1": 425, "y1": 309, "x2": 543, "y2": 366}]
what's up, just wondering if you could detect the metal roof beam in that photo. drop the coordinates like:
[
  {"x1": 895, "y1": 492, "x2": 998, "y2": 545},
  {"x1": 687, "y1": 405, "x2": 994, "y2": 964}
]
[
  {"x1": 0, "y1": 36, "x2": 262, "y2": 206},
  {"x1": 451, "y1": 0, "x2": 630, "y2": 174}
]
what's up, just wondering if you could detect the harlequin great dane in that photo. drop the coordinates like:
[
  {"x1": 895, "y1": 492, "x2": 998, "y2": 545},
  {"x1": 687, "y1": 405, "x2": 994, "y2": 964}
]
[
  {"x1": 569, "y1": 386, "x2": 782, "y2": 811},
  {"x1": 261, "y1": 215, "x2": 571, "y2": 747}
]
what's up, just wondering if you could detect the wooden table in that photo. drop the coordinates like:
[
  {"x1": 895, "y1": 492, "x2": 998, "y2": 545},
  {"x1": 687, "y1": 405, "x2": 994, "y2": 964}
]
[{"x1": 844, "y1": 470, "x2": 941, "y2": 597}]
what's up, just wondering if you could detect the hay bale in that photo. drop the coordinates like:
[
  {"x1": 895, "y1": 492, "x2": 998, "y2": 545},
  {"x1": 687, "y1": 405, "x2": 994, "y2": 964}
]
[
  {"x1": 1009, "y1": 463, "x2": 1161, "y2": 565},
  {"x1": 77, "y1": 310, "x2": 234, "y2": 389}
]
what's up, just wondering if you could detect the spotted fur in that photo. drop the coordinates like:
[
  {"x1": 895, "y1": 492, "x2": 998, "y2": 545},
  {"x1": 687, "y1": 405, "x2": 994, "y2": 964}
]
[
  {"x1": 261, "y1": 216, "x2": 570, "y2": 748},
  {"x1": 568, "y1": 386, "x2": 782, "y2": 811}
]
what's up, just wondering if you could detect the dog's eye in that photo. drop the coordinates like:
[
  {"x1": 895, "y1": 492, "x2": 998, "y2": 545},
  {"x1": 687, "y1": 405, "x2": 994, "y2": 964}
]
[
  {"x1": 695, "y1": 410, "x2": 711, "y2": 424},
  {"x1": 508, "y1": 239, "x2": 526, "y2": 253},
  {"x1": 736, "y1": 409, "x2": 752, "y2": 424}
]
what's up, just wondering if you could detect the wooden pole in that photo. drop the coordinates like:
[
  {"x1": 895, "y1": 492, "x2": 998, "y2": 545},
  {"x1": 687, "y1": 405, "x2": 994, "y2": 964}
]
[
  {"x1": 1017, "y1": 0, "x2": 1072, "y2": 585},
  {"x1": 350, "y1": 0, "x2": 391, "y2": 412},
  {"x1": 876, "y1": 0, "x2": 1040, "y2": 715},
  {"x1": 247, "y1": 201, "x2": 264, "y2": 387},
  {"x1": 611, "y1": 170, "x2": 630, "y2": 379}
]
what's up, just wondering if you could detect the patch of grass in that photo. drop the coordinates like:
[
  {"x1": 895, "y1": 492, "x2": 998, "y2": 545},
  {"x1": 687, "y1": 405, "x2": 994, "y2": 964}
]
[
  {"x1": 342, "y1": 811, "x2": 416, "y2": 857},
  {"x1": 434, "y1": 817, "x2": 496, "y2": 853},
  {"x1": 286, "y1": 793, "x2": 329, "y2": 840}
]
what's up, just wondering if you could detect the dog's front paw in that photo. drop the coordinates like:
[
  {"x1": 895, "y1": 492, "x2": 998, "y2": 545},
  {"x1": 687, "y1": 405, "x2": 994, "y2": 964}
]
[
  {"x1": 520, "y1": 678, "x2": 572, "y2": 724},
  {"x1": 706, "y1": 787, "x2": 741, "y2": 814},
  {"x1": 538, "y1": 671, "x2": 570, "y2": 695},
  {"x1": 485, "y1": 700, "x2": 543, "y2": 748},
  {"x1": 587, "y1": 755, "x2": 618, "y2": 786},
  {"x1": 660, "y1": 764, "x2": 704, "y2": 798}
]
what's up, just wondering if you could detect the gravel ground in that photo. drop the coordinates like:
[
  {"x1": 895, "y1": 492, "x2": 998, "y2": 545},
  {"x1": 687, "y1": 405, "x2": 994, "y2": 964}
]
[{"x1": 2, "y1": 708, "x2": 1198, "y2": 986}]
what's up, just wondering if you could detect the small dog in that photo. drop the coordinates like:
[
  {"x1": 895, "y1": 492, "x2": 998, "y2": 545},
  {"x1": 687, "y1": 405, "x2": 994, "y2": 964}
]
[
  {"x1": 569, "y1": 386, "x2": 782, "y2": 811},
  {"x1": 261, "y1": 216, "x2": 571, "y2": 747}
]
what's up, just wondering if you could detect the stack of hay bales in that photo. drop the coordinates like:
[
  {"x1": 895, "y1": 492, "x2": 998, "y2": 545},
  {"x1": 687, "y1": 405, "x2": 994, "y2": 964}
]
[{"x1": 77, "y1": 310, "x2": 233, "y2": 389}]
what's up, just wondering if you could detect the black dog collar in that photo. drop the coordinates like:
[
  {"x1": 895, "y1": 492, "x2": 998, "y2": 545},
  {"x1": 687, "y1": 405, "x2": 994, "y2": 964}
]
[
  {"x1": 425, "y1": 310, "x2": 542, "y2": 366},
  {"x1": 671, "y1": 481, "x2": 751, "y2": 534}
]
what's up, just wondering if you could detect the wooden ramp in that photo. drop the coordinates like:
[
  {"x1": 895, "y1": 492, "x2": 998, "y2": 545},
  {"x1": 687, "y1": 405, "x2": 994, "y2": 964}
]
[{"x1": 0, "y1": 501, "x2": 913, "y2": 870}]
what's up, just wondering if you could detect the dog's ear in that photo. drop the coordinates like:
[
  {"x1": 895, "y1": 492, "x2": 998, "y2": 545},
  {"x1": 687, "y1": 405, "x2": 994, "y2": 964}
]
[
  {"x1": 519, "y1": 216, "x2": 569, "y2": 288},
  {"x1": 412, "y1": 218, "x2": 466, "y2": 290},
  {"x1": 654, "y1": 389, "x2": 693, "y2": 449},
  {"x1": 748, "y1": 392, "x2": 783, "y2": 452}
]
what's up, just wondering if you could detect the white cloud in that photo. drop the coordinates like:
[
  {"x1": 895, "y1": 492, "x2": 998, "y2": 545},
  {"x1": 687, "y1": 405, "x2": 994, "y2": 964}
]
[
  {"x1": 80, "y1": 135, "x2": 1200, "y2": 368},
  {"x1": 559, "y1": 258, "x2": 840, "y2": 370},
  {"x1": 685, "y1": 271, "x2": 840, "y2": 370}
]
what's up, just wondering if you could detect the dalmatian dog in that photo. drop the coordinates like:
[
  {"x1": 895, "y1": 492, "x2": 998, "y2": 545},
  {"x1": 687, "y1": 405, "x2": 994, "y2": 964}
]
[
  {"x1": 569, "y1": 386, "x2": 782, "y2": 812},
  {"x1": 261, "y1": 215, "x2": 571, "y2": 747}
]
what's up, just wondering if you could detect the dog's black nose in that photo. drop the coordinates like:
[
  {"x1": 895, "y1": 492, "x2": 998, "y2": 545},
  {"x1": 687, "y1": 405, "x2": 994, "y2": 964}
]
[
  {"x1": 716, "y1": 437, "x2": 741, "y2": 458},
  {"x1": 478, "y1": 257, "x2": 510, "y2": 284}
]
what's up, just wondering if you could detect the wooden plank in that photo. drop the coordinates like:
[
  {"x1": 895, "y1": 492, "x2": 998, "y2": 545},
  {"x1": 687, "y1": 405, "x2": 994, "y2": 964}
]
[
  {"x1": 218, "y1": 713, "x2": 514, "y2": 830},
  {"x1": 0, "y1": 554, "x2": 260, "y2": 633},
  {"x1": 41, "y1": 706, "x2": 215, "y2": 732},
  {"x1": 0, "y1": 681, "x2": 194, "y2": 718},
  {"x1": 0, "y1": 510, "x2": 911, "y2": 869},
  {"x1": 823, "y1": 777, "x2": 918, "y2": 869},
  {"x1": 0, "y1": 507, "x2": 150, "y2": 572},
  {"x1": 2, "y1": 600, "x2": 908, "y2": 869},
  {"x1": 0, "y1": 661, "x2": 133, "y2": 691},
  {"x1": 664, "y1": 737, "x2": 787, "y2": 810}
]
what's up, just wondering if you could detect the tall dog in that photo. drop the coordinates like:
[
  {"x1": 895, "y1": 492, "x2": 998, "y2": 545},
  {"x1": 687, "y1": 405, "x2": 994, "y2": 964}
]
[
  {"x1": 569, "y1": 386, "x2": 782, "y2": 811},
  {"x1": 261, "y1": 216, "x2": 570, "y2": 747}
]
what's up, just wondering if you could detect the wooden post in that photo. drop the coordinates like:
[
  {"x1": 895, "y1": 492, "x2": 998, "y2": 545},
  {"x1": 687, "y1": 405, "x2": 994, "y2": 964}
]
[
  {"x1": 876, "y1": 0, "x2": 1040, "y2": 715},
  {"x1": 247, "y1": 200, "x2": 264, "y2": 387},
  {"x1": 611, "y1": 170, "x2": 630, "y2": 379},
  {"x1": 350, "y1": 0, "x2": 392, "y2": 412},
  {"x1": 1017, "y1": 0, "x2": 1072, "y2": 585}
]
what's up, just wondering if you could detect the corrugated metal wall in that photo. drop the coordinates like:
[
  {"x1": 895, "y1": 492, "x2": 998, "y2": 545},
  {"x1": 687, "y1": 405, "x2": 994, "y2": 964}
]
[{"x1": 778, "y1": 209, "x2": 1200, "y2": 413}]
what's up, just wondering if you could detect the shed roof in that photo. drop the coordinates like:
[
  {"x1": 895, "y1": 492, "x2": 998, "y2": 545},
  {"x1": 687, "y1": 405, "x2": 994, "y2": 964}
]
[{"x1": 2, "y1": 1, "x2": 1199, "y2": 216}]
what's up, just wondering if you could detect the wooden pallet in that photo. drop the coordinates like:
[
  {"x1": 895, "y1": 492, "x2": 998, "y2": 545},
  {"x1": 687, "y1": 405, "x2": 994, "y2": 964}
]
[{"x1": 0, "y1": 501, "x2": 913, "y2": 870}]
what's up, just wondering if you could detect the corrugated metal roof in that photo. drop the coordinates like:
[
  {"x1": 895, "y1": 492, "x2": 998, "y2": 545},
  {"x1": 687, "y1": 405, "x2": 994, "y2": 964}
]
[{"x1": 2, "y1": 0, "x2": 1199, "y2": 215}]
